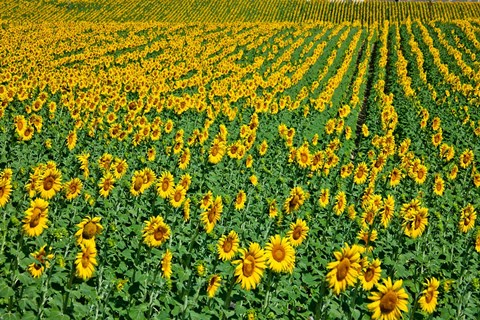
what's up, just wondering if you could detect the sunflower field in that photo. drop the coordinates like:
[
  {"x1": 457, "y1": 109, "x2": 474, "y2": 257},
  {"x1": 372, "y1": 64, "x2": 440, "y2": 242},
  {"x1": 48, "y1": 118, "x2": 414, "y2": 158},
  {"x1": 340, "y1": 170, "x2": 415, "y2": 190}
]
[{"x1": 1, "y1": 1, "x2": 480, "y2": 319}]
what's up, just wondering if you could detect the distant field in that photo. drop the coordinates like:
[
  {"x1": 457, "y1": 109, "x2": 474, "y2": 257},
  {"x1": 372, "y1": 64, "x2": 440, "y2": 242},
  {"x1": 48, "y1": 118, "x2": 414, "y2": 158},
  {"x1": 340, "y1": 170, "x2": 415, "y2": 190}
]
[
  {"x1": 1, "y1": 0, "x2": 480, "y2": 23},
  {"x1": 1, "y1": 1, "x2": 480, "y2": 320}
]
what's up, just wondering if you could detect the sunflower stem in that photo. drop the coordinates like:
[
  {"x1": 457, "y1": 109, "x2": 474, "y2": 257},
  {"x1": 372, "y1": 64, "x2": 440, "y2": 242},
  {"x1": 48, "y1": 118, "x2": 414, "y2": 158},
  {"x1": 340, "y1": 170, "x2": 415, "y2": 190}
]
[
  {"x1": 262, "y1": 271, "x2": 274, "y2": 313},
  {"x1": 62, "y1": 260, "x2": 76, "y2": 314},
  {"x1": 314, "y1": 280, "x2": 327, "y2": 320},
  {"x1": 222, "y1": 276, "x2": 236, "y2": 317}
]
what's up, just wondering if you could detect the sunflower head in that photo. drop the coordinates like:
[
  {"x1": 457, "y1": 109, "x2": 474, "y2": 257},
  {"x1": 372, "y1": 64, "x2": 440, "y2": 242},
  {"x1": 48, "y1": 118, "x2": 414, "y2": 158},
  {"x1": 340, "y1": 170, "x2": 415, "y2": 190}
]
[{"x1": 368, "y1": 277, "x2": 409, "y2": 320}]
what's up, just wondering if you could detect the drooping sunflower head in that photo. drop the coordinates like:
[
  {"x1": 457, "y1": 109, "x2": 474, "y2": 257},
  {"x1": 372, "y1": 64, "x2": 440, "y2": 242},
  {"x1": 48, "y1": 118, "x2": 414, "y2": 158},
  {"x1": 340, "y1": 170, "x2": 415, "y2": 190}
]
[
  {"x1": 235, "y1": 190, "x2": 247, "y2": 210},
  {"x1": 161, "y1": 249, "x2": 173, "y2": 279},
  {"x1": 207, "y1": 274, "x2": 221, "y2": 298},
  {"x1": 0, "y1": 177, "x2": 12, "y2": 207},
  {"x1": 265, "y1": 235, "x2": 295, "y2": 273},
  {"x1": 217, "y1": 230, "x2": 240, "y2": 261},
  {"x1": 75, "y1": 242, "x2": 98, "y2": 280},
  {"x1": 130, "y1": 170, "x2": 147, "y2": 196},
  {"x1": 75, "y1": 216, "x2": 103, "y2": 245},
  {"x1": 418, "y1": 277, "x2": 439, "y2": 314}
]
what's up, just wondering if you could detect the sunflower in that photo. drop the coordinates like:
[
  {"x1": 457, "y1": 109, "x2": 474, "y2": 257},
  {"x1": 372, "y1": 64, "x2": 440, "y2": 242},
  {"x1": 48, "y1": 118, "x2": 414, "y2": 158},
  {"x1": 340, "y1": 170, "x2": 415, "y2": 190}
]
[
  {"x1": 459, "y1": 149, "x2": 474, "y2": 168},
  {"x1": 143, "y1": 216, "x2": 171, "y2": 247},
  {"x1": 183, "y1": 198, "x2": 191, "y2": 222},
  {"x1": 433, "y1": 175, "x2": 444, "y2": 196},
  {"x1": 217, "y1": 230, "x2": 240, "y2": 261},
  {"x1": 157, "y1": 171, "x2": 175, "y2": 199},
  {"x1": 318, "y1": 189, "x2": 330, "y2": 208},
  {"x1": 35, "y1": 168, "x2": 62, "y2": 200},
  {"x1": 235, "y1": 190, "x2": 247, "y2": 210},
  {"x1": 333, "y1": 191, "x2": 347, "y2": 215},
  {"x1": 283, "y1": 186, "x2": 306, "y2": 214},
  {"x1": 340, "y1": 163, "x2": 354, "y2": 178},
  {"x1": 201, "y1": 196, "x2": 223, "y2": 233},
  {"x1": 418, "y1": 277, "x2": 439, "y2": 314},
  {"x1": 246, "y1": 155, "x2": 253, "y2": 168},
  {"x1": 200, "y1": 191, "x2": 213, "y2": 210},
  {"x1": 179, "y1": 173, "x2": 192, "y2": 191},
  {"x1": 250, "y1": 175, "x2": 258, "y2": 186},
  {"x1": 448, "y1": 165, "x2": 458, "y2": 180},
  {"x1": 326, "y1": 243, "x2": 362, "y2": 295},
  {"x1": 0, "y1": 177, "x2": 12, "y2": 207},
  {"x1": 360, "y1": 259, "x2": 382, "y2": 291},
  {"x1": 287, "y1": 218, "x2": 309, "y2": 246},
  {"x1": 368, "y1": 278, "x2": 409, "y2": 320},
  {"x1": 357, "y1": 229, "x2": 378, "y2": 246},
  {"x1": 233, "y1": 243, "x2": 266, "y2": 290},
  {"x1": 208, "y1": 138, "x2": 226, "y2": 164},
  {"x1": 64, "y1": 178, "x2": 82, "y2": 200},
  {"x1": 23, "y1": 198, "x2": 49, "y2": 237},
  {"x1": 98, "y1": 173, "x2": 115, "y2": 198},
  {"x1": 75, "y1": 242, "x2": 98, "y2": 280},
  {"x1": 75, "y1": 216, "x2": 103, "y2": 245},
  {"x1": 459, "y1": 204, "x2": 476, "y2": 233},
  {"x1": 207, "y1": 274, "x2": 221, "y2": 298},
  {"x1": 296, "y1": 143, "x2": 311, "y2": 168},
  {"x1": 265, "y1": 235, "x2": 295, "y2": 273},
  {"x1": 28, "y1": 245, "x2": 54, "y2": 278},
  {"x1": 130, "y1": 170, "x2": 147, "y2": 196},
  {"x1": 403, "y1": 207, "x2": 428, "y2": 238},
  {"x1": 354, "y1": 162, "x2": 369, "y2": 184},
  {"x1": 475, "y1": 230, "x2": 480, "y2": 253},
  {"x1": 170, "y1": 185, "x2": 186, "y2": 208},
  {"x1": 112, "y1": 158, "x2": 128, "y2": 179},
  {"x1": 161, "y1": 249, "x2": 172, "y2": 279},
  {"x1": 77, "y1": 153, "x2": 90, "y2": 178},
  {"x1": 268, "y1": 200, "x2": 278, "y2": 218},
  {"x1": 146, "y1": 147, "x2": 156, "y2": 162},
  {"x1": 258, "y1": 140, "x2": 268, "y2": 157},
  {"x1": 178, "y1": 148, "x2": 191, "y2": 170},
  {"x1": 66, "y1": 130, "x2": 77, "y2": 150},
  {"x1": 413, "y1": 164, "x2": 427, "y2": 184},
  {"x1": 380, "y1": 195, "x2": 395, "y2": 228}
]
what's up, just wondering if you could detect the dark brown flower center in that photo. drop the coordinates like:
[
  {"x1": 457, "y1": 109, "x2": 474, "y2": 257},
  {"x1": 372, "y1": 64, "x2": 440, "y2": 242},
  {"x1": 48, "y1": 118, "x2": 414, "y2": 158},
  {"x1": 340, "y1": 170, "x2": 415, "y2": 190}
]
[
  {"x1": 273, "y1": 245, "x2": 285, "y2": 262},
  {"x1": 30, "y1": 208, "x2": 42, "y2": 228},
  {"x1": 43, "y1": 176, "x2": 54, "y2": 191},
  {"x1": 242, "y1": 256, "x2": 255, "y2": 277},
  {"x1": 223, "y1": 239, "x2": 233, "y2": 253},
  {"x1": 174, "y1": 191, "x2": 182, "y2": 202},
  {"x1": 83, "y1": 221, "x2": 97, "y2": 239},
  {"x1": 82, "y1": 252, "x2": 90, "y2": 268},
  {"x1": 380, "y1": 290, "x2": 398, "y2": 313},
  {"x1": 154, "y1": 227, "x2": 166, "y2": 241},
  {"x1": 336, "y1": 258, "x2": 350, "y2": 281},
  {"x1": 134, "y1": 176, "x2": 143, "y2": 191},
  {"x1": 292, "y1": 227, "x2": 302, "y2": 240},
  {"x1": 364, "y1": 268, "x2": 374, "y2": 282},
  {"x1": 162, "y1": 180, "x2": 169, "y2": 191}
]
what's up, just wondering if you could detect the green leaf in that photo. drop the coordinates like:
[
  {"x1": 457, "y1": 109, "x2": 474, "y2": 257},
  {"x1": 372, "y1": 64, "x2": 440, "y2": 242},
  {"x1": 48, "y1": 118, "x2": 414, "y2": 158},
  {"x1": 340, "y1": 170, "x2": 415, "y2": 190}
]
[{"x1": 128, "y1": 304, "x2": 147, "y2": 320}]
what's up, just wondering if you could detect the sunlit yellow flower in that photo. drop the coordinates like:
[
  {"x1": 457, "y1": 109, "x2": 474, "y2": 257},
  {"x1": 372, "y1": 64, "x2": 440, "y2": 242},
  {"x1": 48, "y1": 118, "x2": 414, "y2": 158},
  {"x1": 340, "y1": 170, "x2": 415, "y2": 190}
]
[
  {"x1": 265, "y1": 235, "x2": 295, "y2": 273},
  {"x1": 368, "y1": 278, "x2": 409, "y2": 320},
  {"x1": 233, "y1": 243, "x2": 266, "y2": 291},
  {"x1": 418, "y1": 277, "x2": 439, "y2": 314},
  {"x1": 143, "y1": 216, "x2": 171, "y2": 247},
  {"x1": 207, "y1": 274, "x2": 221, "y2": 298},
  {"x1": 217, "y1": 230, "x2": 240, "y2": 261},
  {"x1": 75, "y1": 242, "x2": 97, "y2": 280},
  {"x1": 287, "y1": 218, "x2": 309, "y2": 246},
  {"x1": 75, "y1": 216, "x2": 103, "y2": 245},
  {"x1": 161, "y1": 249, "x2": 173, "y2": 279},
  {"x1": 23, "y1": 198, "x2": 49, "y2": 237},
  {"x1": 326, "y1": 243, "x2": 362, "y2": 295}
]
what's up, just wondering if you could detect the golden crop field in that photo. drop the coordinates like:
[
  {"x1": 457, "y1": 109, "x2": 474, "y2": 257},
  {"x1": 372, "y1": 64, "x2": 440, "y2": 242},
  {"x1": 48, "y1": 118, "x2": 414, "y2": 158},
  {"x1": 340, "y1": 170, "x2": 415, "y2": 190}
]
[{"x1": 1, "y1": 1, "x2": 480, "y2": 319}]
